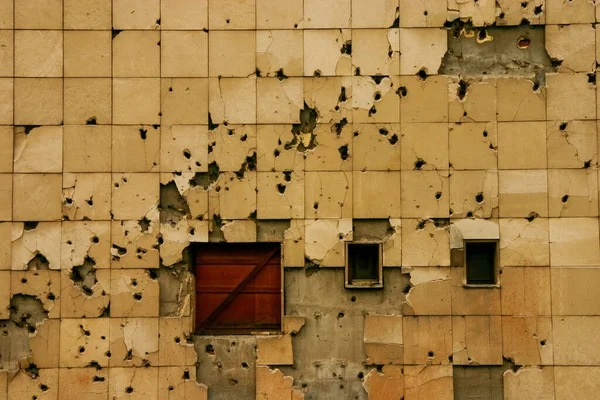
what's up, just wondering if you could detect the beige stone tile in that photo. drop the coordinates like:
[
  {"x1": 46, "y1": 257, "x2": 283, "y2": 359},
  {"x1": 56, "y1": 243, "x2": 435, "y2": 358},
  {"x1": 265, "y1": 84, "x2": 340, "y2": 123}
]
[
  {"x1": 58, "y1": 368, "x2": 109, "y2": 400},
  {"x1": 161, "y1": 0, "x2": 207, "y2": 30},
  {"x1": 112, "y1": 173, "x2": 159, "y2": 220},
  {"x1": 305, "y1": 171, "x2": 352, "y2": 219},
  {"x1": 496, "y1": 77, "x2": 546, "y2": 121},
  {"x1": 8, "y1": 369, "x2": 59, "y2": 399},
  {"x1": 498, "y1": 170, "x2": 548, "y2": 218},
  {"x1": 352, "y1": 123, "x2": 400, "y2": 171},
  {"x1": 64, "y1": 78, "x2": 112, "y2": 125},
  {"x1": 110, "y1": 269, "x2": 159, "y2": 317},
  {"x1": 64, "y1": 31, "x2": 111, "y2": 77},
  {"x1": 12, "y1": 270, "x2": 61, "y2": 317},
  {"x1": 113, "y1": 31, "x2": 160, "y2": 78},
  {"x1": 352, "y1": 75, "x2": 400, "y2": 123},
  {"x1": 13, "y1": 126, "x2": 62, "y2": 173},
  {"x1": 14, "y1": 78, "x2": 63, "y2": 125},
  {"x1": 304, "y1": 76, "x2": 352, "y2": 124},
  {"x1": 209, "y1": 77, "x2": 256, "y2": 124},
  {"x1": 547, "y1": 120, "x2": 597, "y2": 169},
  {"x1": 351, "y1": 0, "x2": 398, "y2": 28},
  {"x1": 257, "y1": 30, "x2": 304, "y2": 77},
  {"x1": 257, "y1": 77, "x2": 304, "y2": 123},
  {"x1": 59, "y1": 318, "x2": 110, "y2": 367},
  {"x1": 403, "y1": 267, "x2": 451, "y2": 315},
  {"x1": 112, "y1": 125, "x2": 160, "y2": 172},
  {"x1": 401, "y1": 123, "x2": 448, "y2": 170},
  {"x1": 304, "y1": 218, "x2": 352, "y2": 266},
  {"x1": 384, "y1": 219, "x2": 402, "y2": 266},
  {"x1": 256, "y1": 335, "x2": 294, "y2": 365},
  {"x1": 551, "y1": 267, "x2": 600, "y2": 315},
  {"x1": 449, "y1": 122, "x2": 498, "y2": 170},
  {"x1": 256, "y1": 125, "x2": 305, "y2": 172},
  {"x1": 504, "y1": 367, "x2": 555, "y2": 400},
  {"x1": 64, "y1": 0, "x2": 111, "y2": 29},
  {"x1": 161, "y1": 31, "x2": 207, "y2": 77},
  {"x1": 547, "y1": 73, "x2": 596, "y2": 121},
  {"x1": 158, "y1": 367, "x2": 207, "y2": 399},
  {"x1": 401, "y1": 171, "x2": 450, "y2": 218},
  {"x1": 449, "y1": 170, "x2": 498, "y2": 219},
  {"x1": 61, "y1": 268, "x2": 110, "y2": 317},
  {"x1": 161, "y1": 125, "x2": 208, "y2": 173},
  {"x1": 0, "y1": 127, "x2": 12, "y2": 172},
  {"x1": 0, "y1": 78, "x2": 12, "y2": 124},
  {"x1": 207, "y1": 124, "x2": 257, "y2": 173},
  {"x1": 404, "y1": 365, "x2": 453, "y2": 400},
  {"x1": 11, "y1": 221, "x2": 61, "y2": 270},
  {"x1": 304, "y1": 123, "x2": 352, "y2": 171},
  {"x1": 257, "y1": 0, "x2": 303, "y2": 29},
  {"x1": 400, "y1": 28, "x2": 447, "y2": 75},
  {"x1": 113, "y1": 0, "x2": 160, "y2": 29},
  {"x1": 496, "y1": 0, "x2": 545, "y2": 25},
  {"x1": 256, "y1": 367, "x2": 298, "y2": 400},
  {"x1": 109, "y1": 317, "x2": 159, "y2": 367},
  {"x1": 208, "y1": 172, "x2": 256, "y2": 219},
  {"x1": 549, "y1": 217, "x2": 600, "y2": 266},
  {"x1": 502, "y1": 267, "x2": 551, "y2": 316},
  {"x1": 13, "y1": 174, "x2": 62, "y2": 221},
  {"x1": 546, "y1": 24, "x2": 595, "y2": 73},
  {"x1": 401, "y1": 219, "x2": 450, "y2": 267},
  {"x1": 209, "y1": 31, "x2": 256, "y2": 77},
  {"x1": 305, "y1": 0, "x2": 350, "y2": 28},
  {"x1": 61, "y1": 220, "x2": 110, "y2": 270},
  {"x1": 0, "y1": 271, "x2": 9, "y2": 319},
  {"x1": 503, "y1": 316, "x2": 553, "y2": 365},
  {"x1": 108, "y1": 367, "x2": 159, "y2": 400},
  {"x1": 352, "y1": 29, "x2": 399, "y2": 76},
  {"x1": 554, "y1": 367, "x2": 600, "y2": 400},
  {"x1": 499, "y1": 218, "x2": 550, "y2": 267},
  {"x1": 364, "y1": 315, "x2": 403, "y2": 364},
  {"x1": 63, "y1": 173, "x2": 112, "y2": 220},
  {"x1": 283, "y1": 220, "x2": 305, "y2": 267},
  {"x1": 113, "y1": 78, "x2": 160, "y2": 125},
  {"x1": 546, "y1": 0, "x2": 595, "y2": 24},
  {"x1": 111, "y1": 219, "x2": 160, "y2": 269},
  {"x1": 451, "y1": 267, "x2": 501, "y2": 315},
  {"x1": 354, "y1": 171, "x2": 401, "y2": 218},
  {"x1": 553, "y1": 316, "x2": 600, "y2": 365},
  {"x1": 498, "y1": 121, "x2": 547, "y2": 169},
  {"x1": 257, "y1": 171, "x2": 304, "y2": 219},
  {"x1": 208, "y1": 0, "x2": 255, "y2": 29},
  {"x1": 452, "y1": 316, "x2": 503, "y2": 365},
  {"x1": 0, "y1": 0, "x2": 12, "y2": 29},
  {"x1": 363, "y1": 365, "x2": 404, "y2": 400},
  {"x1": 448, "y1": 78, "x2": 497, "y2": 123},
  {"x1": 0, "y1": 30, "x2": 13, "y2": 77},
  {"x1": 15, "y1": 0, "x2": 62, "y2": 28},
  {"x1": 0, "y1": 223, "x2": 11, "y2": 269},
  {"x1": 0, "y1": 175, "x2": 11, "y2": 221},
  {"x1": 29, "y1": 319, "x2": 61, "y2": 368},
  {"x1": 403, "y1": 316, "x2": 452, "y2": 365},
  {"x1": 399, "y1": 0, "x2": 447, "y2": 27},
  {"x1": 63, "y1": 126, "x2": 111, "y2": 173},
  {"x1": 161, "y1": 78, "x2": 209, "y2": 125},
  {"x1": 400, "y1": 76, "x2": 448, "y2": 123},
  {"x1": 15, "y1": 30, "x2": 62, "y2": 77},
  {"x1": 448, "y1": 0, "x2": 496, "y2": 26},
  {"x1": 548, "y1": 169, "x2": 598, "y2": 217},
  {"x1": 158, "y1": 317, "x2": 197, "y2": 366}
]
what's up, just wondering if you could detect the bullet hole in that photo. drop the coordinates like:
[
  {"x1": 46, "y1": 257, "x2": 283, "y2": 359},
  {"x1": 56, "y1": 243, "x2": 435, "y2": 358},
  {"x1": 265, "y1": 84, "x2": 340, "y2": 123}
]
[
  {"x1": 27, "y1": 253, "x2": 49, "y2": 270},
  {"x1": 283, "y1": 171, "x2": 292, "y2": 182},
  {"x1": 294, "y1": 23, "x2": 298, "y2": 28},
  {"x1": 466, "y1": 211, "x2": 474, "y2": 218},
  {"x1": 475, "y1": 192, "x2": 484, "y2": 203},
  {"x1": 86, "y1": 117, "x2": 97, "y2": 125},
  {"x1": 341, "y1": 41, "x2": 352, "y2": 55},
  {"x1": 517, "y1": 36, "x2": 531, "y2": 49},
  {"x1": 92, "y1": 376, "x2": 105, "y2": 382},
  {"x1": 273, "y1": 149, "x2": 280, "y2": 158},
  {"x1": 85, "y1": 197, "x2": 93, "y2": 206},
  {"x1": 276, "y1": 184, "x2": 286, "y2": 194},
  {"x1": 353, "y1": 131, "x2": 359, "y2": 137},
  {"x1": 47, "y1": 292, "x2": 55, "y2": 301},
  {"x1": 332, "y1": 118, "x2": 348, "y2": 136},
  {"x1": 156, "y1": 18, "x2": 160, "y2": 25},
  {"x1": 477, "y1": 29, "x2": 488, "y2": 42},
  {"x1": 168, "y1": 86, "x2": 173, "y2": 93},
  {"x1": 416, "y1": 220, "x2": 427, "y2": 230},
  {"x1": 520, "y1": 18, "x2": 530, "y2": 26},
  {"x1": 241, "y1": 362, "x2": 249, "y2": 368},
  {"x1": 521, "y1": 1, "x2": 528, "y2": 8},
  {"x1": 255, "y1": 68, "x2": 262, "y2": 77},
  {"x1": 133, "y1": 293, "x2": 142, "y2": 301},
  {"x1": 112, "y1": 244, "x2": 127, "y2": 256},
  {"x1": 276, "y1": 68, "x2": 288, "y2": 81},
  {"x1": 588, "y1": 73, "x2": 596, "y2": 85},
  {"x1": 499, "y1": 12, "x2": 505, "y2": 19},
  {"x1": 65, "y1": 197, "x2": 73, "y2": 204},
  {"x1": 559, "y1": 122, "x2": 568, "y2": 131},
  {"x1": 339, "y1": 87, "x2": 347, "y2": 103},
  {"x1": 208, "y1": 113, "x2": 219, "y2": 130},
  {"x1": 183, "y1": 370, "x2": 190, "y2": 380},
  {"x1": 390, "y1": 6, "x2": 400, "y2": 28},
  {"x1": 388, "y1": 134, "x2": 398, "y2": 145},
  {"x1": 397, "y1": 86, "x2": 407, "y2": 97},
  {"x1": 228, "y1": 379, "x2": 238, "y2": 386},
  {"x1": 183, "y1": 149, "x2": 191, "y2": 159},
  {"x1": 40, "y1": 384, "x2": 48, "y2": 392},
  {"x1": 337, "y1": 312, "x2": 344, "y2": 318},
  {"x1": 87, "y1": 361, "x2": 102, "y2": 370},
  {"x1": 111, "y1": 29, "x2": 122, "y2": 39},
  {"x1": 374, "y1": 92, "x2": 381, "y2": 101},
  {"x1": 225, "y1": 19, "x2": 230, "y2": 24},
  {"x1": 534, "y1": 5, "x2": 543, "y2": 14},
  {"x1": 526, "y1": 212, "x2": 539, "y2": 222},
  {"x1": 483, "y1": 130, "x2": 488, "y2": 137},
  {"x1": 125, "y1": 387, "x2": 134, "y2": 394},
  {"x1": 540, "y1": 340, "x2": 546, "y2": 346},
  {"x1": 414, "y1": 158, "x2": 426, "y2": 170},
  {"x1": 562, "y1": 195, "x2": 569, "y2": 203},
  {"x1": 368, "y1": 106, "x2": 377, "y2": 116},
  {"x1": 448, "y1": 355, "x2": 453, "y2": 362},
  {"x1": 354, "y1": 67, "x2": 361, "y2": 76},
  {"x1": 338, "y1": 145, "x2": 349, "y2": 160},
  {"x1": 79, "y1": 346, "x2": 86, "y2": 353},
  {"x1": 206, "y1": 344, "x2": 215, "y2": 355},
  {"x1": 313, "y1": 202, "x2": 319, "y2": 210},
  {"x1": 424, "y1": 10, "x2": 428, "y2": 16},
  {"x1": 428, "y1": 351, "x2": 435, "y2": 357},
  {"x1": 584, "y1": 160, "x2": 592, "y2": 168},
  {"x1": 435, "y1": 192, "x2": 442, "y2": 200},
  {"x1": 457, "y1": 79, "x2": 469, "y2": 100},
  {"x1": 357, "y1": 372, "x2": 364, "y2": 380},
  {"x1": 417, "y1": 69, "x2": 428, "y2": 80}
]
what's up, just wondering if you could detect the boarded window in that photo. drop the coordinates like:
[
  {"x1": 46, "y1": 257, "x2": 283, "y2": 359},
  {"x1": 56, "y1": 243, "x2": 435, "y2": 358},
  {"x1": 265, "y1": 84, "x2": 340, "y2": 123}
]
[
  {"x1": 195, "y1": 243, "x2": 281, "y2": 334},
  {"x1": 345, "y1": 242, "x2": 383, "y2": 289},
  {"x1": 465, "y1": 241, "x2": 497, "y2": 285}
]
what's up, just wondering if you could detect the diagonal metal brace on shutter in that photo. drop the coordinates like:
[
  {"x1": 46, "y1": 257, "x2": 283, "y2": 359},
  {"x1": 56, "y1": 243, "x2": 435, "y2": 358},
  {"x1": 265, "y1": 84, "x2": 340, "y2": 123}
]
[{"x1": 197, "y1": 247, "x2": 279, "y2": 334}]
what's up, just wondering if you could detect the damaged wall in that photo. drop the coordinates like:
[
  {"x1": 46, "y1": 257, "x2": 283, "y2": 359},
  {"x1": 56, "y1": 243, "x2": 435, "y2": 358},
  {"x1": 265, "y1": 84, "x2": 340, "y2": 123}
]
[{"x1": 2, "y1": 0, "x2": 600, "y2": 399}]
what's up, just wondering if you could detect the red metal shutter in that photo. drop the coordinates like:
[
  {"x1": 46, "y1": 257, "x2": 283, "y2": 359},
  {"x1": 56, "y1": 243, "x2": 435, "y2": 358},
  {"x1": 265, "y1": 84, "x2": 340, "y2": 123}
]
[{"x1": 195, "y1": 243, "x2": 282, "y2": 334}]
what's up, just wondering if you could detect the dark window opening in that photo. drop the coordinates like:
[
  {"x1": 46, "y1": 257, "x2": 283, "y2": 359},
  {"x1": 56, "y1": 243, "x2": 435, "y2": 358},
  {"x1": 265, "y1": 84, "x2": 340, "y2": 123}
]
[
  {"x1": 465, "y1": 241, "x2": 497, "y2": 285},
  {"x1": 194, "y1": 243, "x2": 282, "y2": 335},
  {"x1": 345, "y1": 243, "x2": 382, "y2": 289}
]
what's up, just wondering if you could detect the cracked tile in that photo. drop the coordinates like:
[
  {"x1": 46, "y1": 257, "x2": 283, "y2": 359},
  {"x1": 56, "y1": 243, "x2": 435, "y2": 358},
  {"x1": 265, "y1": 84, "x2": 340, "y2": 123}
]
[
  {"x1": 403, "y1": 316, "x2": 452, "y2": 365},
  {"x1": 158, "y1": 317, "x2": 197, "y2": 366},
  {"x1": 112, "y1": 125, "x2": 160, "y2": 172},
  {"x1": 498, "y1": 170, "x2": 548, "y2": 217},
  {"x1": 256, "y1": 125, "x2": 305, "y2": 172},
  {"x1": 158, "y1": 366, "x2": 207, "y2": 400},
  {"x1": 283, "y1": 219, "x2": 305, "y2": 267},
  {"x1": 449, "y1": 122, "x2": 497, "y2": 170},
  {"x1": 353, "y1": 29, "x2": 399, "y2": 76},
  {"x1": 58, "y1": 368, "x2": 109, "y2": 400},
  {"x1": 448, "y1": 77, "x2": 497, "y2": 123},
  {"x1": 304, "y1": 218, "x2": 352, "y2": 266},
  {"x1": 363, "y1": 365, "x2": 404, "y2": 400},
  {"x1": 401, "y1": 123, "x2": 448, "y2": 170},
  {"x1": 110, "y1": 269, "x2": 159, "y2": 317},
  {"x1": 13, "y1": 126, "x2": 62, "y2": 173},
  {"x1": 209, "y1": 77, "x2": 256, "y2": 124},
  {"x1": 352, "y1": 75, "x2": 400, "y2": 123},
  {"x1": 399, "y1": 75, "x2": 448, "y2": 123},
  {"x1": 401, "y1": 219, "x2": 450, "y2": 267},
  {"x1": 305, "y1": 171, "x2": 352, "y2": 219},
  {"x1": 59, "y1": 318, "x2": 110, "y2": 367},
  {"x1": 547, "y1": 73, "x2": 596, "y2": 121},
  {"x1": 547, "y1": 120, "x2": 597, "y2": 169},
  {"x1": 111, "y1": 220, "x2": 160, "y2": 269},
  {"x1": 401, "y1": 171, "x2": 450, "y2": 218},
  {"x1": 403, "y1": 267, "x2": 451, "y2": 315},
  {"x1": 498, "y1": 122, "x2": 547, "y2": 169},
  {"x1": 450, "y1": 170, "x2": 498, "y2": 219},
  {"x1": 364, "y1": 315, "x2": 403, "y2": 364},
  {"x1": 257, "y1": 77, "x2": 303, "y2": 123},
  {"x1": 12, "y1": 221, "x2": 61, "y2": 270},
  {"x1": 109, "y1": 317, "x2": 159, "y2": 367},
  {"x1": 353, "y1": 123, "x2": 400, "y2": 171},
  {"x1": 452, "y1": 316, "x2": 503, "y2": 365},
  {"x1": 160, "y1": 78, "x2": 209, "y2": 125},
  {"x1": 257, "y1": 30, "x2": 303, "y2": 77},
  {"x1": 399, "y1": 28, "x2": 446, "y2": 75},
  {"x1": 112, "y1": 173, "x2": 160, "y2": 220},
  {"x1": 63, "y1": 126, "x2": 111, "y2": 173},
  {"x1": 257, "y1": 171, "x2": 304, "y2": 219},
  {"x1": 161, "y1": 125, "x2": 208, "y2": 173},
  {"x1": 497, "y1": 77, "x2": 546, "y2": 122},
  {"x1": 499, "y1": 217, "x2": 550, "y2": 267},
  {"x1": 504, "y1": 367, "x2": 555, "y2": 399},
  {"x1": 62, "y1": 173, "x2": 111, "y2": 221},
  {"x1": 108, "y1": 366, "x2": 159, "y2": 400},
  {"x1": 354, "y1": 171, "x2": 401, "y2": 218},
  {"x1": 548, "y1": 169, "x2": 598, "y2": 217},
  {"x1": 404, "y1": 365, "x2": 453, "y2": 400},
  {"x1": 208, "y1": 125, "x2": 257, "y2": 172},
  {"x1": 208, "y1": 172, "x2": 257, "y2": 220}
]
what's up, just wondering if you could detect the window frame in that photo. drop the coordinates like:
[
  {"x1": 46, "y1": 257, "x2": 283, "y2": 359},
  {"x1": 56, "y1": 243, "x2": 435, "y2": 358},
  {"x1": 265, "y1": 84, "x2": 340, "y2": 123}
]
[
  {"x1": 462, "y1": 239, "x2": 500, "y2": 288},
  {"x1": 344, "y1": 241, "x2": 383, "y2": 289}
]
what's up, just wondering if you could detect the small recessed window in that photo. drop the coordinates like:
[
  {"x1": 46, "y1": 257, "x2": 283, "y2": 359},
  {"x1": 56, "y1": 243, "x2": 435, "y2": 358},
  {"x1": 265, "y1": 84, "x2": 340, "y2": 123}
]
[
  {"x1": 464, "y1": 240, "x2": 498, "y2": 285},
  {"x1": 345, "y1": 242, "x2": 382, "y2": 289}
]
